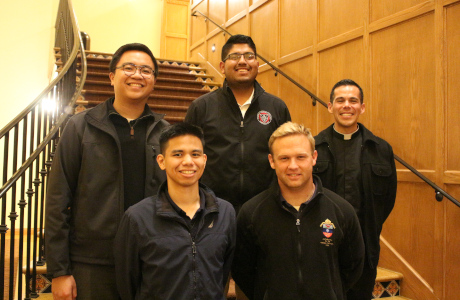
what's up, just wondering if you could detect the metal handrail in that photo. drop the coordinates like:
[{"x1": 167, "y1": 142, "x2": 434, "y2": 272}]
[
  {"x1": 191, "y1": 9, "x2": 460, "y2": 208},
  {"x1": 0, "y1": 0, "x2": 87, "y2": 298}
]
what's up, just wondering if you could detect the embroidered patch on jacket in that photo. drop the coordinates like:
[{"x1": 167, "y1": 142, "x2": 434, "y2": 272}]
[
  {"x1": 320, "y1": 218, "x2": 335, "y2": 246},
  {"x1": 257, "y1": 111, "x2": 272, "y2": 125}
]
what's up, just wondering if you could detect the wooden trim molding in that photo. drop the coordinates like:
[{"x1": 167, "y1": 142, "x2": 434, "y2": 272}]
[
  {"x1": 279, "y1": 47, "x2": 314, "y2": 66},
  {"x1": 369, "y1": 1, "x2": 435, "y2": 34},
  {"x1": 317, "y1": 27, "x2": 364, "y2": 52},
  {"x1": 379, "y1": 236, "x2": 438, "y2": 299}
]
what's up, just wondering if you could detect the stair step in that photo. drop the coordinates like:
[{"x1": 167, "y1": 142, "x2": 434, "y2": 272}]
[
  {"x1": 376, "y1": 267, "x2": 403, "y2": 282},
  {"x1": 373, "y1": 267, "x2": 406, "y2": 299},
  {"x1": 376, "y1": 297, "x2": 411, "y2": 300},
  {"x1": 22, "y1": 262, "x2": 47, "y2": 275}
]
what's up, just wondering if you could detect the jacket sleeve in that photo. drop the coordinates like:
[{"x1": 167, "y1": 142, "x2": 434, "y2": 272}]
[
  {"x1": 114, "y1": 211, "x2": 141, "y2": 300},
  {"x1": 339, "y1": 208, "x2": 365, "y2": 291},
  {"x1": 222, "y1": 204, "x2": 237, "y2": 288},
  {"x1": 45, "y1": 118, "x2": 83, "y2": 278},
  {"x1": 383, "y1": 144, "x2": 397, "y2": 222},
  {"x1": 231, "y1": 207, "x2": 257, "y2": 299},
  {"x1": 184, "y1": 100, "x2": 200, "y2": 126}
]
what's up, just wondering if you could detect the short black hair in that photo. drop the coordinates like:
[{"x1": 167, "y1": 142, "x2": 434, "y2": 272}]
[
  {"x1": 159, "y1": 123, "x2": 205, "y2": 154},
  {"x1": 109, "y1": 43, "x2": 159, "y2": 78},
  {"x1": 221, "y1": 34, "x2": 257, "y2": 61},
  {"x1": 330, "y1": 79, "x2": 364, "y2": 104}
]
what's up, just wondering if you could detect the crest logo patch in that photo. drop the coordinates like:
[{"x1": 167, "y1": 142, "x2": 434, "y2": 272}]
[
  {"x1": 320, "y1": 219, "x2": 335, "y2": 246},
  {"x1": 257, "y1": 111, "x2": 272, "y2": 125}
]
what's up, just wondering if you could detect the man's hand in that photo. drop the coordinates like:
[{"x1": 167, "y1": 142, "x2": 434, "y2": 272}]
[{"x1": 52, "y1": 275, "x2": 77, "y2": 300}]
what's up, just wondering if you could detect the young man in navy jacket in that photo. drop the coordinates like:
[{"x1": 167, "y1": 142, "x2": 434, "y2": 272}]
[{"x1": 114, "y1": 123, "x2": 236, "y2": 300}]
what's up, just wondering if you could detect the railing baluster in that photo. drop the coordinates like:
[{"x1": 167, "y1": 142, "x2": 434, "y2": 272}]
[
  {"x1": 1, "y1": 132, "x2": 9, "y2": 300},
  {"x1": 17, "y1": 115, "x2": 29, "y2": 300},
  {"x1": 8, "y1": 125, "x2": 19, "y2": 299}
]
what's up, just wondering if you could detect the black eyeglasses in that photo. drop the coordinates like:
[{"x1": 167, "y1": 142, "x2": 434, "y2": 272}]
[
  {"x1": 115, "y1": 63, "x2": 155, "y2": 79},
  {"x1": 223, "y1": 52, "x2": 256, "y2": 62}
]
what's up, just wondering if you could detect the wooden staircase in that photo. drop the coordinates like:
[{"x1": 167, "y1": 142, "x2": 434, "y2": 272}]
[{"x1": 55, "y1": 49, "x2": 220, "y2": 123}]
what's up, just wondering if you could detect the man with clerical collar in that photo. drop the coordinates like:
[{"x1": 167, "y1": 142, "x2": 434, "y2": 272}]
[
  {"x1": 114, "y1": 122, "x2": 236, "y2": 300},
  {"x1": 232, "y1": 121, "x2": 364, "y2": 299},
  {"x1": 314, "y1": 79, "x2": 398, "y2": 299}
]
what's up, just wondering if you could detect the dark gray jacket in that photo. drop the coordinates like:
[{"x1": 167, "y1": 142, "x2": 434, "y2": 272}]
[
  {"x1": 314, "y1": 123, "x2": 397, "y2": 268},
  {"x1": 45, "y1": 98, "x2": 168, "y2": 278}
]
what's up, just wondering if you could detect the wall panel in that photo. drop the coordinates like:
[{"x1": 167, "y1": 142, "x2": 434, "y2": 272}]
[
  {"x1": 227, "y1": 16, "x2": 249, "y2": 36},
  {"x1": 250, "y1": 1, "x2": 278, "y2": 62},
  {"x1": 279, "y1": 57, "x2": 316, "y2": 128},
  {"x1": 190, "y1": 0, "x2": 207, "y2": 46},
  {"x1": 279, "y1": 0, "x2": 314, "y2": 57},
  {"x1": 381, "y1": 183, "x2": 438, "y2": 288},
  {"x1": 208, "y1": 0, "x2": 226, "y2": 33},
  {"x1": 446, "y1": 3, "x2": 460, "y2": 171},
  {"x1": 370, "y1": 13, "x2": 436, "y2": 169},
  {"x1": 319, "y1": 0, "x2": 364, "y2": 42},
  {"x1": 228, "y1": 0, "x2": 248, "y2": 20},
  {"x1": 317, "y1": 38, "x2": 366, "y2": 131}
]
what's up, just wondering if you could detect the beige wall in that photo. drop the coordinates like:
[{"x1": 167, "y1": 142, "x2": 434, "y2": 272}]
[
  {"x1": 189, "y1": 0, "x2": 460, "y2": 299},
  {"x1": 73, "y1": 0, "x2": 163, "y2": 55},
  {"x1": 0, "y1": 0, "x2": 59, "y2": 129},
  {"x1": 0, "y1": 0, "x2": 164, "y2": 130}
]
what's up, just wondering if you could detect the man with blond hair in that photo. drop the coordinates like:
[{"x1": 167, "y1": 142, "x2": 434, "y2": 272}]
[{"x1": 232, "y1": 122, "x2": 364, "y2": 300}]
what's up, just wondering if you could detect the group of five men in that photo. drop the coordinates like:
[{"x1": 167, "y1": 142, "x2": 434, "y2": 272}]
[{"x1": 45, "y1": 34, "x2": 397, "y2": 300}]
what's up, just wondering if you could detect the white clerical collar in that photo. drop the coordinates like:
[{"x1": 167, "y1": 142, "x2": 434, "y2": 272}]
[{"x1": 333, "y1": 124, "x2": 360, "y2": 140}]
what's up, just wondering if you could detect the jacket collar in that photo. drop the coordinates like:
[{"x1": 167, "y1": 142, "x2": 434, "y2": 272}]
[
  {"x1": 270, "y1": 175, "x2": 325, "y2": 208},
  {"x1": 222, "y1": 79, "x2": 265, "y2": 104},
  {"x1": 86, "y1": 97, "x2": 164, "y2": 127},
  {"x1": 155, "y1": 181, "x2": 219, "y2": 218},
  {"x1": 315, "y1": 123, "x2": 380, "y2": 147}
]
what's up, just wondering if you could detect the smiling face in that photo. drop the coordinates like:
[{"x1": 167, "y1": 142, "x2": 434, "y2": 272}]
[
  {"x1": 219, "y1": 43, "x2": 259, "y2": 88},
  {"x1": 156, "y1": 134, "x2": 207, "y2": 189},
  {"x1": 268, "y1": 134, "x2": 317, "y2": 193},
  {"x1": 109, "y1": 50, "x2": 156, "y2": 104},
  {"x1": 328, "y1": 85, "x2": 365, "y2": 134}
]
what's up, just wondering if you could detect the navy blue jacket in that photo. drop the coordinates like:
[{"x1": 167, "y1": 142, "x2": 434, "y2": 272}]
[{"x1": 114, "y1": 182, "x2": 236, "y2": 300}]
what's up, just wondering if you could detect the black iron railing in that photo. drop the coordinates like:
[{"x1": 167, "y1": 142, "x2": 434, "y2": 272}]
[
  {"x1": 191, "y1": 9, "x2": 460, "y2": 208},
  {"x1": 0, "y1": 0, "x2": 87, "y2": 298}
]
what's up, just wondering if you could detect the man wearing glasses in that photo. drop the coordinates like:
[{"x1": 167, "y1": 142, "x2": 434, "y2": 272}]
[
  {"x1": 185, "y1": 34, "x2": 291, "y2": 216},
  {"x1": 45, "y1": 43, "x2": 169, "y2": 299}
]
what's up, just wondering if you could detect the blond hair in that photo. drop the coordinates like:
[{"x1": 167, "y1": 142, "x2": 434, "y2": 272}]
[{"x1": 268, "y1": 122, "x2": 315, "y2": 154}]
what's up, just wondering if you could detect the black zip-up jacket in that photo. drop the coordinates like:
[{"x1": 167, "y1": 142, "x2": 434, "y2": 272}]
[
  {"x1": 114, "y1": 182, "x2": 236, "y2": 300},
  {"x1": 185, "y1": 80, "x2": 291, "y2": 208},
  {"x1": 232, "y1": 177, "x2": 364, "y2": 300},
  {"x1": 314, "y1": 123, "x2": 397, "y2": 268},
  {"x1": 45, "y1": 98, "x2": 168, "y2": 278}
]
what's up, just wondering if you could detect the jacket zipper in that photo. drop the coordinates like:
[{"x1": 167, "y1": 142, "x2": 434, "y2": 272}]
[
  {"x1": 239, "y1": 120, "x2": 245, "y2": 199},
  {"x1": 190, "y1": 232, "x2": 198, "y2": 299},
  {"x1": 296, "y1": 214, "x2": 303, "y2": 290}
]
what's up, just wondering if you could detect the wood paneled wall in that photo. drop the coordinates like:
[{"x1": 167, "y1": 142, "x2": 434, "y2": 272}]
[
  {"x1": 161, "y1": 0, "x2": 190, "y2": 60},
  {"x1": 189, "y1": 0, "x2": 460, "y2": 299}
]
